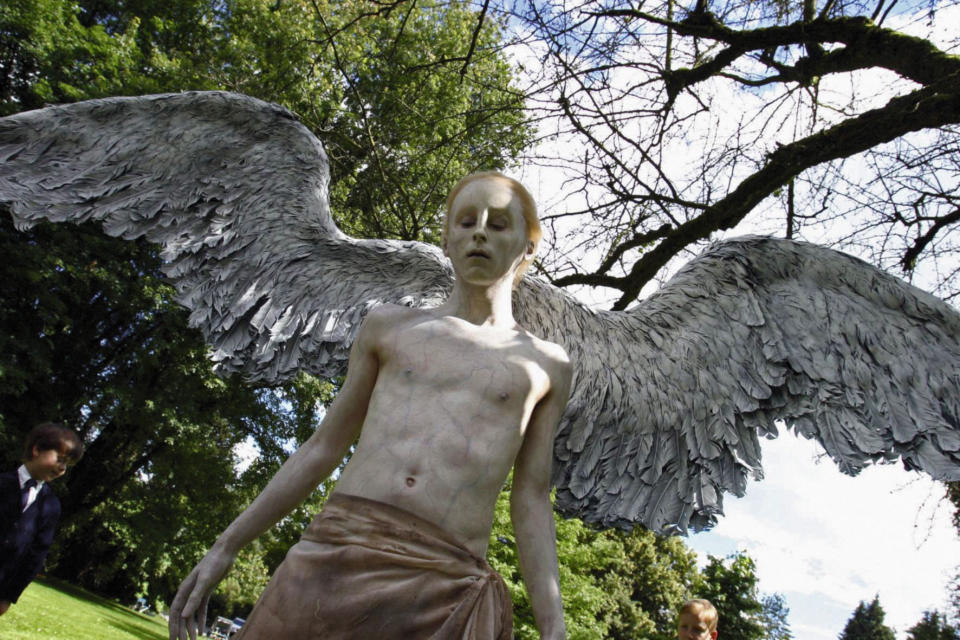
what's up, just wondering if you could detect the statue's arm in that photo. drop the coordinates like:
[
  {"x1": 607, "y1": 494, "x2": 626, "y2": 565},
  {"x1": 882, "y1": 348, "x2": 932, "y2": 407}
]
[
  {"x1": 510, "y1": 348, "x2": 572, "y2": 640},
  {"x1": 168, "y1": 313, "x2": 382, "y2": 640}
]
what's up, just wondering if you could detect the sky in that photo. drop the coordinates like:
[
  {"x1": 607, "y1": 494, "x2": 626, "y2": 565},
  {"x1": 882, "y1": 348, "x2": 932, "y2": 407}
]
[
  {"x1": 507, "y1": 3, "x2": 960, "y2": 636},
  {"x1": 685, "y1": 433, "x2": 958, "y2": 639}
]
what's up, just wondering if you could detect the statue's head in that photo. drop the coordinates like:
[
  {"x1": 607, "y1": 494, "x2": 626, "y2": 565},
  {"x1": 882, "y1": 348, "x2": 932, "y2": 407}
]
[{"x1": 443, "y1": 171, "x2": 541, "y2": 286}]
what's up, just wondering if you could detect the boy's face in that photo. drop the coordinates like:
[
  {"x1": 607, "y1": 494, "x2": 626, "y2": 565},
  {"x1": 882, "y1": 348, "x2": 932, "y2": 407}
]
[
  {"x1": 443, "y1": 177, "x2": 533, "y2": 287},
  {"x1": 26, "y1": 446, "x2": 70, "y2": 483},
  {"x1": 678, "y1": 610, "x2": 718, "y2": 640}
]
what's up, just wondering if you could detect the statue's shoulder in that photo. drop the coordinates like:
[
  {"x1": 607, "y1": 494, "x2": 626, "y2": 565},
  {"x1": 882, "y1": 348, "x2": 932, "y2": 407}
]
[
  {"x1": 518, "y1": 328, "x2": 571, "y2": 378},
  {"x1": 362, "y1": 303, "x2": 434, "y2": 336}
]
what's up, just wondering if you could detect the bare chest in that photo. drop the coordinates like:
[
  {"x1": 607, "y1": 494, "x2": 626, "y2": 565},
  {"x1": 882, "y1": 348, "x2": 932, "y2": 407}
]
[{"x1": 377, "y1": 319, "x2": 550, "y2": 412}]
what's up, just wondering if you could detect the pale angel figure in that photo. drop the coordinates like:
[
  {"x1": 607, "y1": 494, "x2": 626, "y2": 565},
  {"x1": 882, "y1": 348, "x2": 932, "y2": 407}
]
[{"x1": 1, "y1": 92, "x2": 959, "y2": 639}]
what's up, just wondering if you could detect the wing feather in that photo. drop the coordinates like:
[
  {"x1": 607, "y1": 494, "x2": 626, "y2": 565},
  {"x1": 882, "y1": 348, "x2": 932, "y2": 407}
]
[
  {"x1": 0, "y1": 92, "x2": 452, "y2": 382},
  {"x1": 516, "y1": 236, "x2": 960, "y2": 532}
]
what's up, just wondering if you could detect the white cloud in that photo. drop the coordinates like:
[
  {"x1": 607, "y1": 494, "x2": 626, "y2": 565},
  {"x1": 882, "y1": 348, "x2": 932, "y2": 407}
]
[{"x1": 687, "y1": 434, "x2": 959, "y2": 638}]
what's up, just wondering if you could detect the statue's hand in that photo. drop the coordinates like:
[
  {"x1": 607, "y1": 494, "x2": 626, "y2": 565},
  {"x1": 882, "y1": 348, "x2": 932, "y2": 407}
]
[{"x1": 168, "y1": 545, "x2": 236, "y2": 640}]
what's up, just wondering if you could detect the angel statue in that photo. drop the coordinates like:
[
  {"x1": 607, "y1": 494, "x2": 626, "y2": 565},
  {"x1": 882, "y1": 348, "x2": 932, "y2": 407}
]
[{"x1": 1, "y1": 92, "x2": 959, "y2": 640}]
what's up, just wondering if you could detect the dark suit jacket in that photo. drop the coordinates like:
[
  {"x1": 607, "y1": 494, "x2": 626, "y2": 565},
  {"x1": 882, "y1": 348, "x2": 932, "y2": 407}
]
[{"x1": 0, "y1": 469, "x2": 60, "y2": 603}]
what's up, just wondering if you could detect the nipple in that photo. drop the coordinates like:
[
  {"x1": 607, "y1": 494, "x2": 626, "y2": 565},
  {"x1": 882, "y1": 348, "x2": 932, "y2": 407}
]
[
  {"x1": 498, "y1": 392, "x2": 509, "y2": 401},
  {"x1": 405, "y1": 476, "x2": 416, "y2": 488}
]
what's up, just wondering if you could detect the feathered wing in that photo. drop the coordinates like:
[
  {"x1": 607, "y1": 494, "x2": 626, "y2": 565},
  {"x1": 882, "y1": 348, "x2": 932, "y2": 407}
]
[
  {"x1": 3, "y1": 94, "x2": 959, "y2": 535},
  {"x1": 516, "y1": 236, "x2": 960, "y2": 533},
  {"x1": 0, "y1": 91, "x2": 452, "y2": 382}
]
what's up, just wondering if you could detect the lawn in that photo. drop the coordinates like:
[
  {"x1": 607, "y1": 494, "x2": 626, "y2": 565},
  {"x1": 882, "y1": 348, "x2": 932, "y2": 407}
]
[{"x1": 0, "y1": 577, "x2": 169, "y2": 640}]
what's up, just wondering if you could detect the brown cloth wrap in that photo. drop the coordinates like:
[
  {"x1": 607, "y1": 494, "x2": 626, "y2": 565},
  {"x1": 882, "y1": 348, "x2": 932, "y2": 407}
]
[{"x1": 234, "y1": 493, "x2": 513, "y2": 639}]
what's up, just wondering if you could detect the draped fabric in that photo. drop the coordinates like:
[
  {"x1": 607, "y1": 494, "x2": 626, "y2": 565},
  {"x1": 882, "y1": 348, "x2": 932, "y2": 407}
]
[{"x1": 235, "y1": 493, "x2": 513, "y2": 640}]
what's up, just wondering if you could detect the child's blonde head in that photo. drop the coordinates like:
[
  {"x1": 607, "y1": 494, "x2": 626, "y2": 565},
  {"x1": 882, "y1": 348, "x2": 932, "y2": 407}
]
[{"x1": 679, "y1": 598, "x2": 718, "y2": 632}]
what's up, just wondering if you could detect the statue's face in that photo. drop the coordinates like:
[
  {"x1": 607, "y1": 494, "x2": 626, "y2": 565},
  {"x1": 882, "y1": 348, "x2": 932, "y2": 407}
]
[{"x1": 444, "y1": 177, "x2": 533, "y2": 287}]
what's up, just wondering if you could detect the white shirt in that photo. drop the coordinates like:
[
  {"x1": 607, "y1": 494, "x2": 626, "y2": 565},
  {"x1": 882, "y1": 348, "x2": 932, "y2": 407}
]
[{"x1": 17, "y1": 464, "x2": 44, "y2": 512}]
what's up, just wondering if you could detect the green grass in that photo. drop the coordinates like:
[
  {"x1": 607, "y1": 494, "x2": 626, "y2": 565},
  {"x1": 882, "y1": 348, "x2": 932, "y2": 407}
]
[{"x1": 1, "y1": 577, "x2": 169, "y2": 640}]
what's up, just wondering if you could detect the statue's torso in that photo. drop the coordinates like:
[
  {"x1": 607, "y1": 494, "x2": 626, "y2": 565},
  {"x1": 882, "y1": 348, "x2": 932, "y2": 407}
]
[{"x1": 334, "y1": 308, "x2": 555, "y2": 556}]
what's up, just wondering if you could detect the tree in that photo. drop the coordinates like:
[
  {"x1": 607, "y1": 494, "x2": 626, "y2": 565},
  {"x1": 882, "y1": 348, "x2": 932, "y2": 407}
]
[
  {"x1": 0, "y1": 0, "x2": 148, "y2": 115},
  {"x1": 298, "y1": 0, "x2": 531, "y2": 243},
  {"x1": 487, "y1": 479, "x2": 703, "y2": 640},
  {"x1": 695, "y1": 553, "x2": 766, "y2": 640},
  {"x1": 497, "y1": 0, "x2": 960, "y2": 309},
  {"x1": 949, "y1": 481, "x2": 960, "y2": 531},
  {"x1": 760, "y1": 593, "x2": 793, "y2": 640},
  {"x1": 907, "y1": 611, "x2": 960, "y2": 640},
  {"x1": 839, "y1": 596, "x2": 897, "y2": 640}
]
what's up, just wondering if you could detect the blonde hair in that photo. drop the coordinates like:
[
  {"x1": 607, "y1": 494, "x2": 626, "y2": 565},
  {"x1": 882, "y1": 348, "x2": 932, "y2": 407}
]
[
  {"x1": 444, "y1": 171, "x2": 541, "y2": 283},
  {"x1": 679, "y1": 599, "x2": 718, "y2": 632}
]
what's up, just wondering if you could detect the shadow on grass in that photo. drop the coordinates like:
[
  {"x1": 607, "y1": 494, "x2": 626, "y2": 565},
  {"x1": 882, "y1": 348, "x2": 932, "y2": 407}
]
[
  {"x1": 37, "y1": 576, "x2": 141, "y2": 616},
  {"x1": 104, "y1": 618, "x2": 167, "y2": 640},
  {"x1": 38, "y1": 575, "x2": 169, "y2": 635}
]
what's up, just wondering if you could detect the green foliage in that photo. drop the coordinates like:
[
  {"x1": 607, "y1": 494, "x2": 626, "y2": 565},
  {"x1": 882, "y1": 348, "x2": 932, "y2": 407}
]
[
  {"x1": 907, "y1": 611, "x2": 960, "y2": 640},
  {"x1": 488, "y1": 481, "x2": 736, "y2": 640},
  {"x1": 489, "y1": 484, "x2": 620, "y2": 640},
  {"x1": 695, "y1": 553, "x2": 766, "y2": 640},
  {"x1": 760, "y1": 593, "x2": 793, "y2": 640},
  {"x1": 839, "y1": 596, "x2": 897, "y2": 640},
  {"x1": 488, "y1": 486, "x2": 792, "y2": 639},
  {"x1": 209, "y1": 543, "x2": 270, "y2": 620},
  {"x1": 305, "y1": 0, "x2": 531, "y2": 244},
  {"x1": 0, "y1": 0, "x2": 155, "y2": 115}
]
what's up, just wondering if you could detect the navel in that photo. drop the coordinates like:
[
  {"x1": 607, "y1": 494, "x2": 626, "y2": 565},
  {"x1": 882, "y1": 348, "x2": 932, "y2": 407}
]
[{"x1": 405, "y1": 476, "x2": 416, "y2": 488}]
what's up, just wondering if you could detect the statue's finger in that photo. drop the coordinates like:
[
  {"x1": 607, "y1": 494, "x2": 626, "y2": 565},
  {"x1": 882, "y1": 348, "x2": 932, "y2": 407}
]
[
  {"x1": 181, "y1": 587, "x2": 206, "y2": 626},
  {"x1": 169, "y1": 584, "x2": 189, "y2": 640},
  {"x1": 198, "y1": 595, "x2": 210, "y2": 640},
  {"x1": 174, "y1": 613, "x2": 186, "y2": 640},
  {"x1": 172, "y1": 584, "x2": 198, "y2": 640},
  {"x1": 169, "y1": 571, "x2": 194, "y2": 615}
]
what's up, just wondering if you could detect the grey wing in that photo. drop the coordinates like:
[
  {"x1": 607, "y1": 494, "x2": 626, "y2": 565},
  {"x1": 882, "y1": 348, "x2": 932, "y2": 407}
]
[
  {"x1": 516, "y1": 236, "x2": 960, "y2": 533},
  {"x1": 0, "y1": 91, "x2": 452, "y2": 382}
]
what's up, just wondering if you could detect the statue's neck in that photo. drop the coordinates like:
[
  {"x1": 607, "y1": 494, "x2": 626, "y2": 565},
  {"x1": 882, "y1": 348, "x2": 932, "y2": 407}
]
[{"x1": 439, "y1": 278, "x2": 516, "y2": 328}]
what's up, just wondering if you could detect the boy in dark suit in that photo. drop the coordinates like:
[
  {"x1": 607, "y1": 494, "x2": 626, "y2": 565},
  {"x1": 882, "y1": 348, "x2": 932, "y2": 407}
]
[{"x1": 0, "y1": 422, "x2": 83, "y2": 615}]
